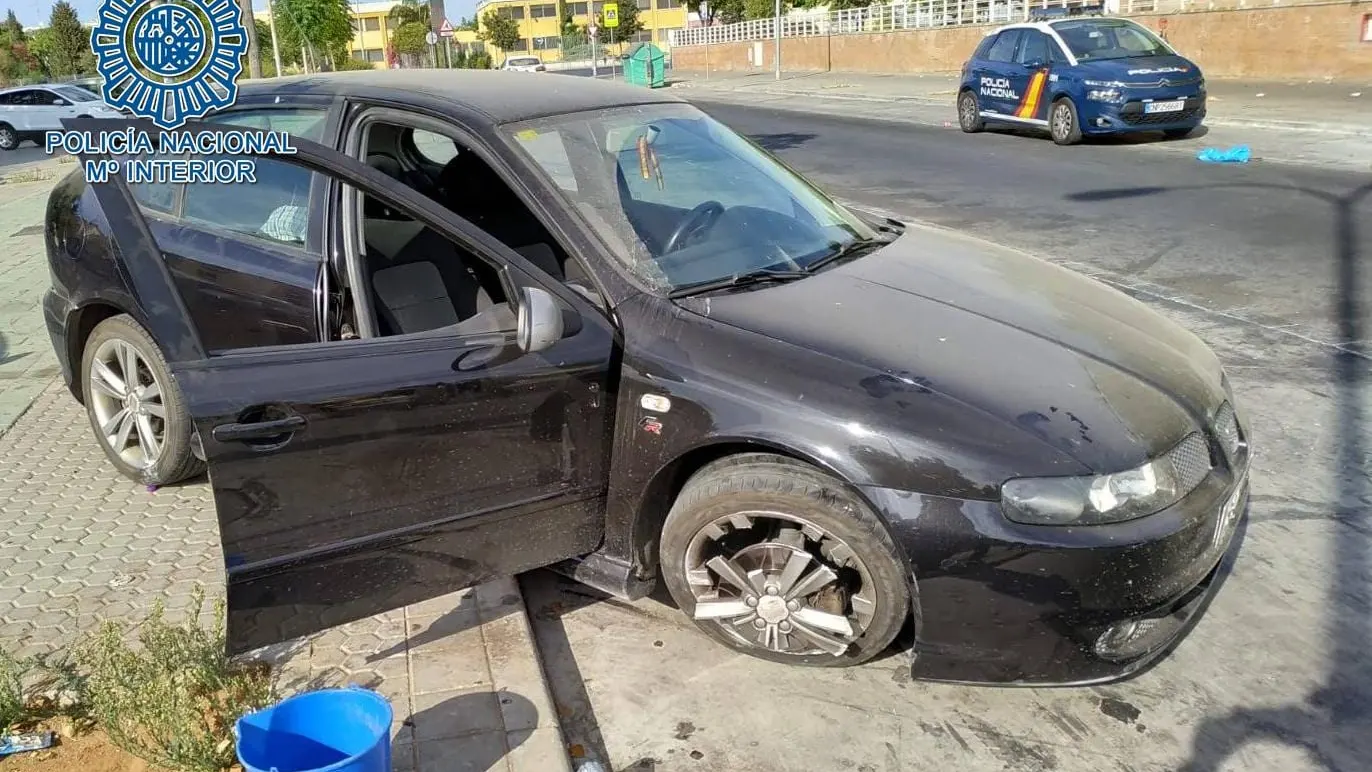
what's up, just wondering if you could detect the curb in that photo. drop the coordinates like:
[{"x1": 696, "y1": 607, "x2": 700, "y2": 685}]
[
  {"x1": 678, "y1": 82, "x2": 1372, "y2": 138},
  {"x1": 474, "y1": 577, "x2": 575, "y2": 772}
]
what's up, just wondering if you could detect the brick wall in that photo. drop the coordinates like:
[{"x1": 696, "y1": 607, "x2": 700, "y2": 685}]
[{"x1": 671, "y1": 4, "x2": 1372, "y2": 80}]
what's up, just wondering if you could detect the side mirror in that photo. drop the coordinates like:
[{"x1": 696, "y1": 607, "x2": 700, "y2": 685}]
[{"x1": 516, "y1": 286, "x2": 565, "y2": 353}]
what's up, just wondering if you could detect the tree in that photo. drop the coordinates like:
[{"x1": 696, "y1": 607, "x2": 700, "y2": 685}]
[
  {"x1": 238, "y1": 0, "x2": 261, "y2": 78},
  {"x1": 46, "y1": 2, "x2": 92, "y2": 78},
  {"x1": 389, "y1": 0, "x2": 430, "y2": 28},
  {"x1": 0, "y1": 10, "x2": 25, "y2": 45},
  {"x1": 272, "y1": 0, "x2": 356, "y2": 72},
  {"x1": 392, "y1": 20, "x2": 429, "y2": 57},
  {"x1": 708, "y1": 0, "x2": 746, "y2": 24},
  {"x1": 742, "y1": 0, "x2": 777, "y2": 21},
  {"x1": 479, "y1": 10, "x2": 520, "y2": 53},
  {"x1": 586, "y1": 1, "x2": 641, "y2": 44}
]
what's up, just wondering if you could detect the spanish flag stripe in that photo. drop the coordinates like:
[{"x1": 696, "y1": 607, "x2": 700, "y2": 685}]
[{"x1": 1017, "y1": 71, "x2": 1048, "y2": 119}]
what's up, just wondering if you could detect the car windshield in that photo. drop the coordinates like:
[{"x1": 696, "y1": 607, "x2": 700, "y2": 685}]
[
  {"x1": 1052, "y1": 19, "x2": 1173, "y2": 61},
  {"x1": 53, "y1": 85, "x2": 100, "y2": 102},
  {"x1": 503, "y1": 102, "x2": 881, "y2": 293}
]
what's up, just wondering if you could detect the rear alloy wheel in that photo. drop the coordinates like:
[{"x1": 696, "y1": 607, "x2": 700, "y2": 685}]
[
  {"x1": 958, "y1": 91, "x2": 985, "y2": 133},
  {"x1": 1050, "y1": 98, "x2": 1083, "y2": 146},
  {"x1": 659, "y1": 453, "x2": 910, "y2": 667},
  {"x1": 0, "y1": 125, "x2": 17, "y2": 151},
  {"x1": 81, "y1": 314, "x2": 204, "y2": 486}
]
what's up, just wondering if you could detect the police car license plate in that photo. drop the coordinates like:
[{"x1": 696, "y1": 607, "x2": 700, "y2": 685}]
[{"x1": 1145, "y1": 100, "x2": 1185, "y2": 114}]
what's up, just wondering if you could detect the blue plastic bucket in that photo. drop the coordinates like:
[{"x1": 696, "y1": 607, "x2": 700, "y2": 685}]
[{"x1": 235, "y1": 686, "x2": 393, "y2": 772}]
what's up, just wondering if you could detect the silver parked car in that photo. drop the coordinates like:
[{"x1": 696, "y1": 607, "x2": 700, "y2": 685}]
[
  {"x1": 501, "y1": 56, "x2": 546, "y2": 72},
  {"x1": 0, "y1": 84, "x2": 125, "y2": 151}
]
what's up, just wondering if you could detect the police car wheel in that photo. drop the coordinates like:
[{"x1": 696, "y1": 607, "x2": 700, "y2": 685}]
[
  {"x1": 1050, "y1": 99, "x2": 1083, "y2": 146},
  {"x1": 958, "y1": 91, "x2": 984, "y2": 133}
]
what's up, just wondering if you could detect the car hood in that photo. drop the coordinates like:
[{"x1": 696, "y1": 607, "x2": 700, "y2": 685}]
[
  {"x1": 675, "y1": 224, "x2": 1225, "y2": 474},
  {"x1": 1073, "y1": 54, "x2": 1201, "y2": 81}
]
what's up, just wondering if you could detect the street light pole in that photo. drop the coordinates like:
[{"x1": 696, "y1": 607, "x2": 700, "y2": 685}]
[
  {"x1": 773, "y1": 0, "x2": 780, "y2": 80},
  {"x1": 268, "y1": 0, "x2": 284, "y2": 76}
]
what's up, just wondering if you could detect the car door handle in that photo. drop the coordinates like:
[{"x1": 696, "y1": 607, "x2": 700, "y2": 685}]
[{"x1": 212, "y1": 415, "x2": 306, "y2": 442}]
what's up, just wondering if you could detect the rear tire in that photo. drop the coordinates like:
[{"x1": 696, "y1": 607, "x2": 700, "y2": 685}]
[
  {"x1": 658, "y1": 453, "x2": 911, "y2": 667},
  {"x1": 1049, "y1": 98, "x2": 1083, "y2": 146},
  {"x1": 80, "y1": 314, "x2": 204, "y2": 486},
  {"x1": 0, "y1": 124, "x2": 17, "y2": 151},
  {"x1": 958, "y1": 90, "x2": 985, "y2": 133}
]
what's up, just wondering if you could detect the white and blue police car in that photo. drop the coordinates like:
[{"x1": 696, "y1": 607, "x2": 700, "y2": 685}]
[{"x1": 957, "y1": 9, "x2": 1206, "y2": 145}]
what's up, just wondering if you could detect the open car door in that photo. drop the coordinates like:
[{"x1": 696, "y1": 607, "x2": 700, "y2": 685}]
[{"x1": 65, "y1": 117, "x2": 615, "y2": 654}]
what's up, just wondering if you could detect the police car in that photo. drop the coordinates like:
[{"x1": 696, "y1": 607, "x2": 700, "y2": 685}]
[{"x1": 957, "y1": 10, "x2": 1205, "y2": 145}]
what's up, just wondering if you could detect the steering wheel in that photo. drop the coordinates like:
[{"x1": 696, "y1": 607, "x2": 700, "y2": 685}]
[{"x1": 663, "y1": 201, "x2": 725, "y2": 254}]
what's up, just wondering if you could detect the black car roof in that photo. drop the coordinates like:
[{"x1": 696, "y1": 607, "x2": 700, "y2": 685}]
[{"x1": 237, "y1": 69, "x2": 684, "y2": 125}]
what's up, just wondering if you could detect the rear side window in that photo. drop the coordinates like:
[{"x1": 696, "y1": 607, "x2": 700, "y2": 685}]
[
  {"x1": 985, "y1": 31, "x2": 1023, "y2": 63},
  {"x1": 971, "y1": 35, "x2": 997, "y2": 61},
  {"x1": 177, "y1": 108, "x2": 328, "y2": 246},
  {"x1": 1017, "y1": 31, "x2": 1053, "y2": 66}
]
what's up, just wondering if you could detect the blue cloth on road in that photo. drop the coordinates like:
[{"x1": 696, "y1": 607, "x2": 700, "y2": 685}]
[{"x1": 1196, "y1": 145, "x2": 1251, "y2": 163}]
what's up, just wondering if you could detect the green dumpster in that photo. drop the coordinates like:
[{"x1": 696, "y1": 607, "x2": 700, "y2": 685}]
[{"x1": 623, "y1": 42, "x2": 666, "y2": 88}]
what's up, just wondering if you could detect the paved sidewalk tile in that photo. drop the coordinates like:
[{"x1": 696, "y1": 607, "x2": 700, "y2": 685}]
[
  {"x1": 0, "y1": 177, "x2": 65, "y2": 438},
  {"x1": 0, "y1": 380, "x2": 572, "y2": 772}
]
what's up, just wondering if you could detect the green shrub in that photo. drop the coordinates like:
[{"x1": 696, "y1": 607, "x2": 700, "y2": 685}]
[
  {"x1": 0, "y1": 648, "x2": 26, "y2": 732},
  {"x1": 74, "y1": 587, "x2": 274, "y2": 772}
]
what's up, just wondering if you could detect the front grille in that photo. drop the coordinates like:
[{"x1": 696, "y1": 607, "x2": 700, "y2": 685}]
[
  {"x1": 1212, "y1": 401, "x2": 1243, "y2": 462},
  {"x1": 1163, "y1": 432, "x2": 1212, "y2": 497},
  {"x1": 1120, "y1": 106, "x2": 1202, "y2": 126}
]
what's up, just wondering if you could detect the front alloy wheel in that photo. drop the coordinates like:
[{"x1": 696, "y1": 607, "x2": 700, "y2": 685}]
[
  {"x1": 0, "y1": 126, "x2": 17, "y2": 151},
  {"x1": 1050, "y1": 98, "x2": 1083, "y2": 145},
  {"x1": 659, "y1": 454, "x2": 911, "y2": 667},
  {"x1": 684, "y1": 511, "x2": 878, "y2": 656}
]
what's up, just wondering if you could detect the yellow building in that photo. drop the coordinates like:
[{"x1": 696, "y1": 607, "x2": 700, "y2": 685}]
[
  {"x1": 474, "y1": 0, "x2": 687, "y2": 62},
  {"x1": 255, "y1": 2, "x2": 485, "y2": 70}
]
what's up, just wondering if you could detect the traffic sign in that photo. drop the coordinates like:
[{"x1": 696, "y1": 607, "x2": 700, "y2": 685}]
[
  {"x1": 603, "y1": 2, "x2": 619, "y2": 28},
  {"x1": 588, "y1": 24, "x2": 598, "y2": 36},
  {"x1": 438, "y1": 18, "x2": 454, "y2": 37},
  {"x1": 425, "y1": 30, "x2": 438, "y2": 45}
]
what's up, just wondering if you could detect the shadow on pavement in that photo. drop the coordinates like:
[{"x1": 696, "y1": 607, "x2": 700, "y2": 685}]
[
  {"x1": 1067, "y1": 179, "x2": 1372, "y2": 771},
  {"x1": 393, "y1": 689, "x2": 533, "y2": 770}
]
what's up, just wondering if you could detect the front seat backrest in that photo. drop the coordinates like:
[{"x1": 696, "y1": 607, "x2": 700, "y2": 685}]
[{"x1": 371, "y1": 262, "x2": 459, "y2": 335}]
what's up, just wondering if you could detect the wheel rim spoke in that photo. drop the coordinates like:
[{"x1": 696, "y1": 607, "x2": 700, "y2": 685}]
[
  {"x1": 788, "y1": 617, "x2": 851, "y2": 656},
  {"x1": 92, "y1": 361, "x2": 127, "y2": 397},
  {"x1": 138, "y1": 381, "x2": 161, "y2": 401},
  {"x1": 113, "y1": 410, "x2": 135, "y2": 449},
  {"x1": 774, "y1": 551, "x2": 812, "y2": 597},
  {"x1": 119, "y1": 344, "x2": 140, "y2": 389},
  {"x1": 783, "y1": 564, "x2": 838, "y2": 601},
  {"x1": 136, "y1": 415, "x2": 161, "y2": 461},
  {"x1": 706, "y1": 556, "x2": 761, "y2": 596},
  {"x1": 693, "y1": 598, "x2": 753, "y2": 622},
  {"x1": 101, "y1": 407, "x2": 128, "y2": 438},
  {"x1": 792, "y1": 607, "x2": 854, "y2": 637}
]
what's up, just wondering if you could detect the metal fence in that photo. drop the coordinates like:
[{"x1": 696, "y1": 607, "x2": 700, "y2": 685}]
[{"x1": 669, "y1": 0, "x2": 1330, "y2": 47}]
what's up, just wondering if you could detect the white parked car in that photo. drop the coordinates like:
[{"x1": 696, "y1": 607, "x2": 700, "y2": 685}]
[
  {"x1": 0, "y1": 84, "x2": 125, "y2": 151},
  {"x1": 502, "y1": 56, "x2": 546, "y2": 72}
]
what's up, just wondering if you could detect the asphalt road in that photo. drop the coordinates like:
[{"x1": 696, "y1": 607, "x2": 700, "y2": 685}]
[{"x1": 526, "y1": 102, "x2": 1372, "y2": 771}]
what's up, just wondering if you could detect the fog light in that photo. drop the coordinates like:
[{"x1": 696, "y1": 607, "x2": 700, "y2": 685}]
[
  {"x1": 1093, "y1": 616, "x2": 1175, "y2": 661},
  {"x1": 1095, "y1": 117, "x2": 1110, "y2": 127}
]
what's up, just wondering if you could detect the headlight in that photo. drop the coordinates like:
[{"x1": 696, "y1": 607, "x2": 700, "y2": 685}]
[
  {"x1": 1001, "y1": 433, "x2": 1212, "y2": 526},
  {"x1": 1083, "y1": 79, "x2": 1127, "y2": 88},
  {"x1": 1087, "y1": 89, "x2": 1124, "y2": 103}
]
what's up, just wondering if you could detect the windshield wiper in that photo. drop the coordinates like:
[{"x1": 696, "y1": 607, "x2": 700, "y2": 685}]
[
  {"x1": 803, "y1": 235, "x2": 892, "y2": 274},
  {"x1": 667, "y1": 269, "x2": 810, "y2": 299}
]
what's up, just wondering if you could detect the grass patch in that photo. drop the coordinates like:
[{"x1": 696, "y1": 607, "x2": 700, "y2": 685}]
[
  {"x1": 56, "y1": 154, "x2": 76, "y2": 164},
  {"x1": 73, "y1": 587, "x2": 274, "y2": 772},
  {"x1": 0, "y1": 648, "x2": 28, "y2": 731}
]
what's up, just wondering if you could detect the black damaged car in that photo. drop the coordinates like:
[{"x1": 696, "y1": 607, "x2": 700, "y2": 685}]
[{"x1": 41, "y1": 70, "x2": 1249, "y2": 684}]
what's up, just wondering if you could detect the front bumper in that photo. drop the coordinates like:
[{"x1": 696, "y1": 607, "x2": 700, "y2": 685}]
[
  {"x1": 1079, "y1": 93, "x2": 1207, "y2": 134},
  {"x1": 864, "y1": 456, "x2": 1249, "y2": 685}
]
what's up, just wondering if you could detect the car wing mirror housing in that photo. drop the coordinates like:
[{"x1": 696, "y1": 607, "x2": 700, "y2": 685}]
[{"x1": 516, "y1": 285, "x2": 580, "y2": 353}]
